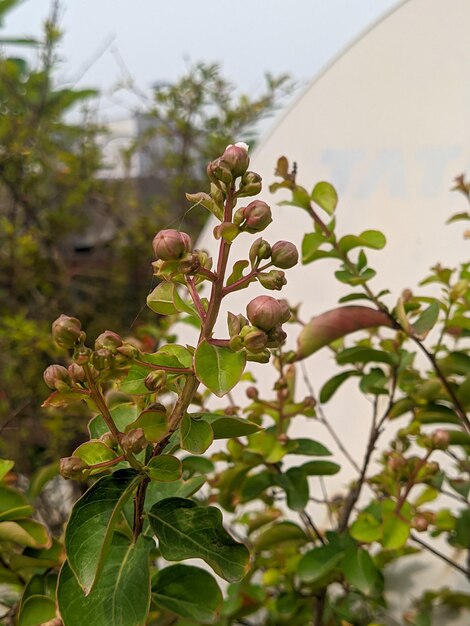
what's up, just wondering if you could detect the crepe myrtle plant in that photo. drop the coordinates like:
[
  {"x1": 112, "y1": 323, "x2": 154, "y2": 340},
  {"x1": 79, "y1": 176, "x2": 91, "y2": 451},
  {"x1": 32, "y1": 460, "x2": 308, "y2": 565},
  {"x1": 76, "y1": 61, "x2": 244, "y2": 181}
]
[
  {"x1": 40, "y1": 143, "x2": 300, "y2": 625},
  {"x1": 35, "y1": 149, "x2": 470, "y2": 626}
]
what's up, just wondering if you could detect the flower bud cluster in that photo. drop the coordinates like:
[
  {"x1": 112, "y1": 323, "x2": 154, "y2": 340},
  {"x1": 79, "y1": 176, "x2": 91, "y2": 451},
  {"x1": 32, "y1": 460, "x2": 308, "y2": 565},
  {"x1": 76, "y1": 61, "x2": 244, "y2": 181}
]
[
  {"x1": 234, "y1": 200, "x2": 273, "y2": 233},
  {"x1": 52, "y1": 315, "x2": 86, "y2": 349},
  {"x1": 207, "y1": 143, "x2": 250, "y2": 186}
]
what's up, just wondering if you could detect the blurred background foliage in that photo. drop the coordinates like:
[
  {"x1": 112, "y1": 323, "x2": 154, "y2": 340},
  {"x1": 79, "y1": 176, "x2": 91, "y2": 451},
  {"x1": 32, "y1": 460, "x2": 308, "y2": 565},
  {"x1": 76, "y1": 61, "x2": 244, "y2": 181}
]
[{"x1": 0, "y1": 0, "x2": 292, "y2": 471}]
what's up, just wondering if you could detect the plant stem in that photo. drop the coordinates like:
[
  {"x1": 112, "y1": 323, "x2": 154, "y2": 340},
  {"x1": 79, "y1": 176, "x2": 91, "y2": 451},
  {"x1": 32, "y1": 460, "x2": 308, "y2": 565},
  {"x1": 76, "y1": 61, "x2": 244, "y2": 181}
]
[
  {"x1": 134, "y1": 359, "x2": 193, "y2": 374},
  {"x1": 410, "y1": 532, "x2": 470, "y2": 578},
  {"x1": 185, "y1": 276, "x2": 206, "y2": 321}
]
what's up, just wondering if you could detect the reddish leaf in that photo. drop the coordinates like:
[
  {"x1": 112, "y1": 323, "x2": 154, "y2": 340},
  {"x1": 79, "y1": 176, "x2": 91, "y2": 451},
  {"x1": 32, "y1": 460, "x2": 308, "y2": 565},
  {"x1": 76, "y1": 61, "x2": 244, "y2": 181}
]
[{"x1": 296, "y1": 306, "x2": 393, "y2": 359}]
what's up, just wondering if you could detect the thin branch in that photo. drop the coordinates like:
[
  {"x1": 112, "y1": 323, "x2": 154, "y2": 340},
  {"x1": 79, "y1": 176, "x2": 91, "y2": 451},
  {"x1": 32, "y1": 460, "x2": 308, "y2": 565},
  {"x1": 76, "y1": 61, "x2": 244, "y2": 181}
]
[{"x1": 410, "y1": 532, "x2": 470, "y2": 578}]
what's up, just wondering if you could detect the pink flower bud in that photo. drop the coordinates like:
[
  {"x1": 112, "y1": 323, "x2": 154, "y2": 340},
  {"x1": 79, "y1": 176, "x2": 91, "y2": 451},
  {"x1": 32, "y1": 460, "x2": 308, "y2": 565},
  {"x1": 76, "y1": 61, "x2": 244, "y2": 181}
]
[
  {"x1": 52, "y1": 314, "x2": 85, "y2": 349},
  {"x1": 271, "y1": 240, "x2": 299, "y2": 269},
  {"x1": 43, "y1": 364, "x2": 71, "y2": 391},
  {"x1": 431, "y1": 429, "x2": 450, "y2": 449},
  {"x1": 68, "y1": 363, "x2": 86, "y2": 384},
  {"x1": 222, "y1": 143, "x2": 250, "y2": 178},
  {"x1": 246, "y1": 386, "x2": 259, "y2": 400},
  {"x1": 120, "y1": 428, "x2": 148, "y2": 454},
  {"x1": 152, "y1": 229, "x2": 192, "y2": 261},
  {"x1": 145, "y1": 370, "x2": 167, "y2": 391},
  {"x1": 95, "y1": 330, "x2": 123, "y2": 352},
  {"x1": 60, "y1": 456, "x2": 89, "y2": 480},
  {"x1": 242, "y1": 200, "x2": 272, "y2": 233},
  {"x1": 246, "y1": 295, "x2": 286, "y2": 331}
]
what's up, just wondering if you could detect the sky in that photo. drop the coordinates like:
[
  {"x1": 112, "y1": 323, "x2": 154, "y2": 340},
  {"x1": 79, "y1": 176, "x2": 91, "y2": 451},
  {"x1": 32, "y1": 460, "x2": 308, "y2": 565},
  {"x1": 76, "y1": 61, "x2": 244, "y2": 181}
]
[{"x1": 3, "y1": 0, "x2": 400, "y2": 122}]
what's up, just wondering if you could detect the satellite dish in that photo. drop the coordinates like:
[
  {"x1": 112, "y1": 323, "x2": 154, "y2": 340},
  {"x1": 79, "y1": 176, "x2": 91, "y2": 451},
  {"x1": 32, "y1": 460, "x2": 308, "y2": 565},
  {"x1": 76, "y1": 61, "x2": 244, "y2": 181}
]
[{"x1": 180, "y1": 0, "x2": 470, "y2": 621}]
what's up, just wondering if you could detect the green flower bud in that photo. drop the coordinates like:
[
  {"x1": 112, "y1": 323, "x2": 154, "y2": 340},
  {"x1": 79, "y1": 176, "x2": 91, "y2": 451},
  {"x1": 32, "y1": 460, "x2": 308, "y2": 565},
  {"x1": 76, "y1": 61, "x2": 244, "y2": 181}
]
[
  {"x1": 73, "y1": 345, "x2": 92, "y2": 365},
  {"x1": 227, "y1": 312, "x2": 249, "y2": 337},
  {"x1": 246, "y1": 349, "x2": 271, "y2": 363},
  {"x1": 117, "y1": 343, "x2": 139, "y2": 359},
  {"x1": 233, "y1": 207, "x2": 246, "y2": 227},
  {"x1": 271, "y1": 240, "x2": 299, "y2": 269},
  {"x1": 246, "y1": 295, "x2": 286, "y2": 331},
  {"x1": 60, "y1": 456, "x2": 89, "y2": 480},
  {"x1": 145, "y1": 370, "x2": 167, "y2": 392},
  {"x1": 179, "y1": 252, "x2": 201, "y2": 275},
  {"x1": 258, "y1": 270, "x2": 287, "y2": 291},
  {"x1": 222, "y1": 142, "x2": 250, "y2": 178},
  {"x1": 238, "y1": 171, "x2": 262, "y2": 197},
  {"x1": 43, "y1": 364, "x2": 71, "y2": 391},
  {"x1": 99, "y1": 431, "x2": 117, "y2": 449},
  {"x1": 241, "y1": 200, "x2": 273, "y2": 233},
  {"x1": 120, "y1": 428, "x2": 148, "y2": 455},
  {"x1": 52, "y1": 314, "x2": 85, "y2": 349},
  {"x1": 249, "y1": 237, "x2": 271, "y2": 266},
  {"x1": 243, "y1": 328, "x2": 268, "y2": 353},
  {"x1": 152, "y1": 229, "x2": 192, "y2": 261},
  {"x1": 207, "y1": 158, "x2": 233, "y2": 184},
  {"x1": 95, "y1": 330, "x2": 123, "y2": 352},
  {"x1": 92, "y1": 348, "x2": 113, "y2": 371}
]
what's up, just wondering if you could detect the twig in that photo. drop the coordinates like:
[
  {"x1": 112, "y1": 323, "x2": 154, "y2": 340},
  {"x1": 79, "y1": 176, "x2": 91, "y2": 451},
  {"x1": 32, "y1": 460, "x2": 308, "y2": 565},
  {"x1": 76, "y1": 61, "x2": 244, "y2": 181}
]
[{"x1": 410, "y1": 532, "x2": 470, "y2": 578}]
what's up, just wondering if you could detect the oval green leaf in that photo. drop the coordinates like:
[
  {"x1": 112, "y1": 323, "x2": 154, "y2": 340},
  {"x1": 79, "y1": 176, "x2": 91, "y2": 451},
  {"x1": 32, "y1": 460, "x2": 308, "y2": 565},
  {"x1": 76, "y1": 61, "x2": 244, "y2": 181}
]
[
  {"x1": 146, "y1": 455, "x2": 182, "y2": 482},
  {"x1": 194, "y1": 341, "x2": 246, "y2": 397},
  {"x1": 180, "y1": 415, "x2": 214, "y2": 454}
]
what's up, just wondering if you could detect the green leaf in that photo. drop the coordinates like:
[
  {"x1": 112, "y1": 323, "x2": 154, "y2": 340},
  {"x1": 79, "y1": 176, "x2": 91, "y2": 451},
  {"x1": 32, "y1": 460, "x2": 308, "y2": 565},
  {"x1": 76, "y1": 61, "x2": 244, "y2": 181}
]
[
  {"x1": 147, "y1": 282, "x2": 180, "y2": 315},
  {"x1": 311, "y1": 181, "x2": 338, "y2": 216},
  {"x1": 0, "y1": 520, "x2": 50, "y2": 549},
  {"x1": 143, "y1": 344, "x2": 193, "y2": 369},
  {"x1": 0, "y1": 485, "x2": 29, "y2": 513},
  {"x1": 411, "y1": 301, "x2": 440, "y2": 338},
  {"x1": 382, "y1": 510, "x2": 410, "y2": 549},
  {"x1": 125, "y1": 408, "x2": 168, "y2": 443},
  {"x1": 17, "y1": 594, "x2": 56, "y2": 626},
  {"x1": 58, "y1": 534, "x2": 152, "y2": 626},
  {"x1": 240, "y1": 471, "x2": 274, "y2": 501},
  {"x1": 227, "y1": 260, "x2": 250, "y2": 287},
  {"x1": 336, "y1": 346, "x2": 393, "y2": 365},
  {"x1": 287, "y1": 438, "x2": 332, "y2": 456},
  {"x1": 191, "y1": 412, "x2": 260, "y2": 438},
  {"x1": 342, "y1": 545, "x2": 383, "y2": 597},
  {"x1": 298, "y1": 543, "x2": 344, "y2": 583},
  {"x1": 0, "y1": 460, "x2": 14, "y2": 481},
  {"x1": 146, "y1": 455, "x2": 182, "y2": 482},
  {"x1": 247, "y1": 431, "x2": 286, "y2": 463},
  {"x1": 120, "y1": 365, "x2": 154, "y2": 395},
  {"x1": 0, "y1": 505, "x2": 33, "y2": 523},
  {"x1": 350, "y1": 511, "x2": 382, "y2": 543},
  {"x1": 88, "y1": 403, "x2": 139, "y2": 438},
  {"x1": 255, "y1": 522, "x2": 307, "y2": 550},
  {"x1": 274, "y1": 467, "x2": 309, "y2": 511},
  {"x1": 182, "y1": 456, "x2": 214, "y2": 475},
  {"x1": 148, "y1": 497, "x2": 250, "y2": 582},
  {"x1": 28, "y1": 462, "x2": 59, "y2": 499},
  {"x1": 181, "y1": 415, "x2": 214, "y2": 454},
  {"x1": 302, "y1": 460, "x2": 340, "y2": 476},
  {"x1": 65, "y1": 469, "x2": 140, "y2": 594},
  {"x1": 338, "y1": 230, "x2": 386, "y2": 254},
  {"x1": 320, "y1": 371, "x2": 360, "y2": 403},
  {"x1": 72, "y1": 441, "x2": 117, "y2": 467},
  {"x1": 145, "y1": 476, "x2": 206, "y2": 506},
  {"x1": 194, "y1": 341, "x2": 246, "y2": 397},
  {"x1": 153, "y1": 564, "x2": 223, "y2": 623},
  {"x1": 302, "y1": 233, "x2": 326, "y2": 264}
]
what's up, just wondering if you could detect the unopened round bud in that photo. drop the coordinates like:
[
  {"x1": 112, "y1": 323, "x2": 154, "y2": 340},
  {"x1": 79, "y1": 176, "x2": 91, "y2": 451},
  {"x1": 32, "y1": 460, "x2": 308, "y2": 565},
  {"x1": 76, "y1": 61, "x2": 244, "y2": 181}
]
[
  {"x1": 303, "y1": 396, "x2": 316, "y2": 409},
  {"x1": 242, "y1": 200, "x2": 273, "y2": 233},
  {"x1": 92, "y1": 348, "x2": 113, "y2": 371},
  {"x1": 52, "y1": 314, "x2": 85, "y2": 349},
  {"x1": 73, "y1": 345, "x2": 92, "y2": 365},
  {"x1": 246, "y1": 386, "x2": 259, "y2": 400},
  {"x1": 431, "y1": 429, "x2": 450, "y2": 449},
  {"x1": 120, "y1": 428, "x2": 148, "y2": 455},
  {"x1": 207, "y1": 158, "x2": 232, "y2": 184},
  {"x1": 117, "y1": 343, "x2": 139, "y2": 359},
  {"x1": 249, "y1": 238, "x2": 271, "y2": 266},
  {"x1": 222, "y1": 143, "x2": 250, "y2": 178},
  {"x1": 258, "y1": 270, "x2": 287, "y2": 291},
  {"x1": 238, "y1": 170, "x2": 262, "y2": 197},
  {"x1": 99, "y1": 431, "x2": 117, "y2": 448},
  {"x1": 95, "y1": 330, "x2": 123, "y2": 352},
  {"x1": 266, "y1": 324, "x2": 287, "y2": 348},
  {"x1": 412, "y1": 514, "x2": 429, "y2": 532},
  {"x1": 271, "y1": 241, "x2": 299, "y2": 269},
  {"x1": 247, "y1": 295, "x2": 286, "y2": 331},
  {"x1": 278, "y1": 300, "x2": 291, "y2": 324},
  {"x1": 243, "y1": 328, "x2": 268, "y2": 353},
  {"x1": 43, "y1": 364, "x2": 71, "y2": 391},
  {"x1": 144, "y1": 370, "x2": 167, "y2": 392},
  {"x1": 152, "y1": 229, "x2": 192, "y2": 261},
  {"x1": 68, "y1": 363, "x2": 86, "y2": 384},
  {"x1": 60, "y1": 456, "x2": 89, "y2": 480},
  {"x1": 246, "y1": 349, "x2": 271, "y2": 363}
]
